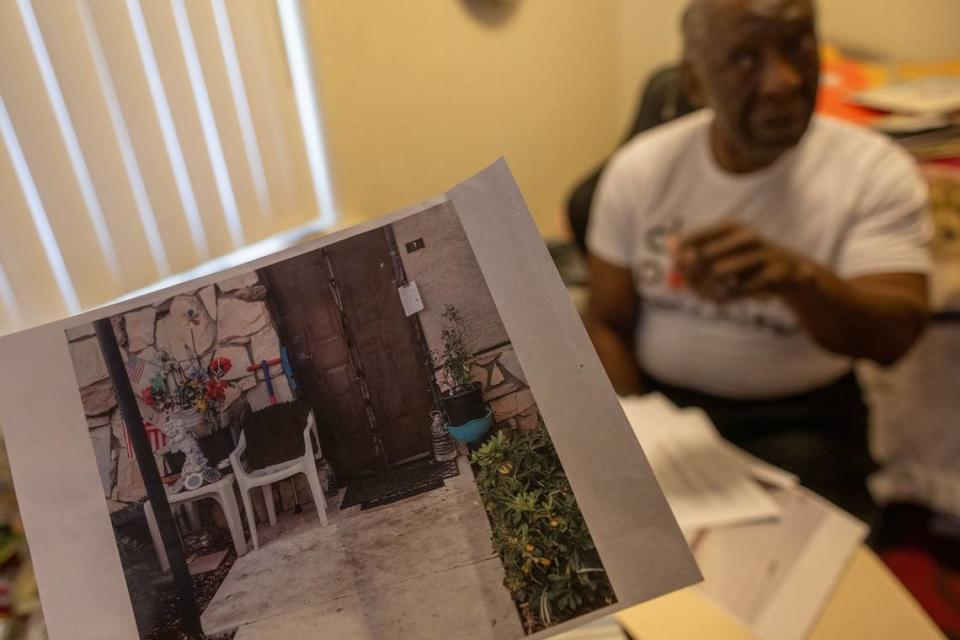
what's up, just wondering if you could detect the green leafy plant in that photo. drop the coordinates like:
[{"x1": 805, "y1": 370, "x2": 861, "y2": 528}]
[
  {"x1": 471, "y1": 427, "x2": 615, "y2": 633},
  {"x1": 433, "y1": 304, "x2": 474, "y2": 394}
]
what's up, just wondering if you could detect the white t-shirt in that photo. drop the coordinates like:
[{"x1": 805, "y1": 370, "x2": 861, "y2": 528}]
[{"x1": 588, "y1": 110, "x2": 931, "y2": 399}]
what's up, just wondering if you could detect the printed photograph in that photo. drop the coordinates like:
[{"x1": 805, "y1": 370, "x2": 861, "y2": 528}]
[{"x1": 65, "y1": 202, "x2": 616, "y2": 639}]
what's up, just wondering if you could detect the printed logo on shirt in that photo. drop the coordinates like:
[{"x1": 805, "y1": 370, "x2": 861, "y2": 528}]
[
  {"x1": 642, "y1": 293, "x2": 800, "y2": 336},
  {"x1": 635, "y1": 220, "x2": 801, "y2": 337}
]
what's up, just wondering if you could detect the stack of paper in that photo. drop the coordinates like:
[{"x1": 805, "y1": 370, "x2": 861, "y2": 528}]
[
  {"x1": 692, "y1": 488, "x2": 867, "y2": 640},
  {"x1": 620, "y1": 394, "x2": 868, "y2": 640},
  {"x1": 619, "y1": 394, "x2": 793, "y2": 536},
  {"x1": 853, "y1": 77, "x2": 960, "y2": 117}
]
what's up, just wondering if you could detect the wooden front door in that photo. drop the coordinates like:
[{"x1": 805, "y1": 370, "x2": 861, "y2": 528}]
[
  {"x1": 263, "y1": 228, "x2": 435, "y2": 480},
  {"x1": 326, "y1": 229, "x2": 435, "y2": 466}
]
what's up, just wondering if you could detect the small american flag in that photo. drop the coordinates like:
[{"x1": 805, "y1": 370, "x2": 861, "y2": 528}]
[{"x1": 125, "y1": 354, "x2": 146, "y2": 384}]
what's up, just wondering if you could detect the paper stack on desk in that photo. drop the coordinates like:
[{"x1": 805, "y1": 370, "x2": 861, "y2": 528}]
[
  {"x1": 619, "y1": 394, "x2": 868, "y2": 640},
  {"x1": 853, "y1": 76, "x2": 960, "y2": 118},
  {"x1": 692, "y1": 487, "x2": 867, "y2": 640},
  {"x1": 619, "y1": 393, "x2": 794, "y2": 536}
]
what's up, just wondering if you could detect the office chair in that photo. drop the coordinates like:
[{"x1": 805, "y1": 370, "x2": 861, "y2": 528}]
[{"x1": 566, "y1": 66, "x2": 697, "y2": 254}]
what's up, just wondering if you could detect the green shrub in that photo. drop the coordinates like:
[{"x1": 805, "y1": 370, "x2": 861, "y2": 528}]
[{"x1": 470, "y1": 427, "x2": 616, "y2": 633}]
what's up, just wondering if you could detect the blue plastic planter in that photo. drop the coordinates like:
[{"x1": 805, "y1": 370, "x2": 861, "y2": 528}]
[{"x1": 446, "y1": 410, "x2": 493, "y2": 444}]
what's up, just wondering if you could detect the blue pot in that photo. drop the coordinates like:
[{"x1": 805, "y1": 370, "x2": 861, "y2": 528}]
[{"x1": 446, "y1": 410, "x2": 493, "y2": 444}]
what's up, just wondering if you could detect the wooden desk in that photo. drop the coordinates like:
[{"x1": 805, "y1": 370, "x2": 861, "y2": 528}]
[{"x1": 617, "y1": 548, "x2": 944, "y2": 640}]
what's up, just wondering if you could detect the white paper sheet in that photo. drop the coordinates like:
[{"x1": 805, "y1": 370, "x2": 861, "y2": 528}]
[
  {"x1": 0, "y1": 161, "x2": 700, "y2": 640},
  {"x1": 619, "y1": 394, "x2": 781, "y2": 534},
  {"x1": 853, "y1": 76, "x2": 960, "y2": 116},
  {"x1": 693, "y1": 487, "x2": 867, "y2": 640},
  {"x1": 397, "y1": 281, "x2": 424, "y2": 316},
  {"x1": 722, "y1": 442, "x2": 800, "y2": 490}
]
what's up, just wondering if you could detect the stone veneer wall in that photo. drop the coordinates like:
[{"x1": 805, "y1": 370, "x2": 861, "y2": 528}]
[
  {"x1": 471, "y1": 346, "x2": 539, "y2": 431},
  {"x1": 66, "y1": 271, "x2": 292, "y2": 514},
  {"x1": 392, "y1": 203, "x2": 540, "y2": 431}
]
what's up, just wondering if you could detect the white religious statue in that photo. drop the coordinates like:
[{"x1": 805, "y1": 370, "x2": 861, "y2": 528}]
[{"x1": 163, "y1": 409, "x2": 221, "y2": 493}]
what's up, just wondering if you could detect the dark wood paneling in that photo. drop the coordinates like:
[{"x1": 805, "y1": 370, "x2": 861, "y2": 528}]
[
  {"x1": 262, "y1": 250, "x2": 383, "y2": 479},
  {"x1": 326, "y1": 230, "x2": 435, "y2": 465}
]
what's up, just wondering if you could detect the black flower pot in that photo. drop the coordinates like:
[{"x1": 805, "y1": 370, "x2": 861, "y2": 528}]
[
  {"x1": 163, "y1": 427, "x2": 235, "y2": 475},
  {"x1": 440, "y1": 382, "x2": 486, "y2": 427}
]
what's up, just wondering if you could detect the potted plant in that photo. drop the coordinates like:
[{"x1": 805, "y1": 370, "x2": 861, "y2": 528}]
[{"x1": 434, "y1": 305, "x2": 488, "y2": 432}]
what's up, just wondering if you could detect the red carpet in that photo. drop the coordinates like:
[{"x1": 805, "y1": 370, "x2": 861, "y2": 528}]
[{"x1": 874, "y1": 504, "x2": 960, "y2": 640}]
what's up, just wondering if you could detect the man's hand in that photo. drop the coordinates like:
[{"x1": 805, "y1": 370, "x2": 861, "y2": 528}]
[
  {"x1": 671, "y1": 221, "x2": 809, "y2": 303},
  {"x1": 669, "y1": 220, "x2": 929, "y2": 365}
]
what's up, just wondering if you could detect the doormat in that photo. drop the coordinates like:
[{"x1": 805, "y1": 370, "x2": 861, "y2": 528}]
[{"x1": 340, "y1": 458, "x2": 460, "y2": 511}]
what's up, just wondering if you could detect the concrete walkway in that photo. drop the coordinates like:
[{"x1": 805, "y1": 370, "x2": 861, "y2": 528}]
[{"x1": 202, "y1": 457, "x2": 524, "y2": 639}]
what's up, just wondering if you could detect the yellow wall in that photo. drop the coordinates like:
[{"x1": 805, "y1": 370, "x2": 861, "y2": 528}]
[
  {"x1": 614, "y1": 0, "x2": 684, "y2": 132},
  {"x1": 308, "y1": 0, "x2": 960, "y2": 241},
  {"x1": 305, "y1": 0, "x2": 626, "y2": 240},
  {"x1": 614, "y1": 0, "x2": 960, "y2": 117},
  {"x1": 819, "y1": 0, "x2": 960, "y2": 62}
]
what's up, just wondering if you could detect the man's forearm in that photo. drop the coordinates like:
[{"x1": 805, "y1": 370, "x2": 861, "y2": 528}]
[
  {"x1": 583, "y1": 313, "x2": 644, "y2": 396},
  {"x1": 674, "y1": 221, "x2": 929, "y2": 365},
  {"x1": 782, "y1": 261, "x2": 929, "y2": 365}
]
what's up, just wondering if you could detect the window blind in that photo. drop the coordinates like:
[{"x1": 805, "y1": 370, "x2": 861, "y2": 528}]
[{"x1": 0, "y1": 0, "x2": 335, "y2": 335}]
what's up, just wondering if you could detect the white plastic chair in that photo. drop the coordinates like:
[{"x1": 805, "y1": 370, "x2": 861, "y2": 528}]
[
  {"x1": 229, "y1": 409, "x2": 328, "y2": 549},
  {"x1": 144, "y1": 474, "x2": 247, "y2": 572}
]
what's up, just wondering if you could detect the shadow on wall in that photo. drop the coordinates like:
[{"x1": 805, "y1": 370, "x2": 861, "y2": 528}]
[{"x1": 458, "y1": 0, "x2": 523, "y2": 27}]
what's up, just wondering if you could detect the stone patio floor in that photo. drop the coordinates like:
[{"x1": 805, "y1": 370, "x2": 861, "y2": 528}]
[{"x1": 202, "y1": 456, "x2": 524, "y2": 639}]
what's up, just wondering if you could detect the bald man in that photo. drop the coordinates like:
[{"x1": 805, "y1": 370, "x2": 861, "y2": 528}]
[{"x1": 585, "y1": 0, "x2": 931, "y2": 522}]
